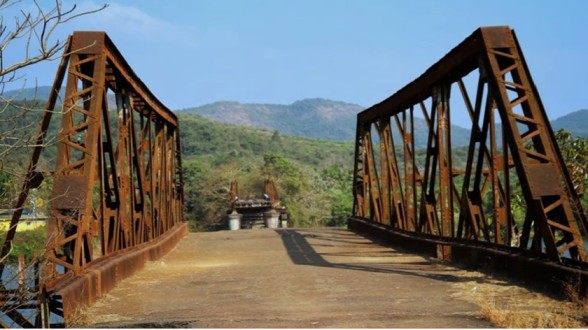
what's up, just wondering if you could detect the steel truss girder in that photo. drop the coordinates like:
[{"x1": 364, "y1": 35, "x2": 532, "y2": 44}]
[
  {"x1": 351, "y1": 26, "x2": 588, "y2": 264},
  {"x1": 1, "y1": 31, "x2": 184, "y2": 327},
  {"x1": 42, "y1": 31, "x2": 184, "y2": 285}
]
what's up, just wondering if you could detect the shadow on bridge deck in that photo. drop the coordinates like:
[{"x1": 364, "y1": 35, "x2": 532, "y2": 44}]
[{"x1": 276, "y1": 228, "x2": 500, "y2": 285}]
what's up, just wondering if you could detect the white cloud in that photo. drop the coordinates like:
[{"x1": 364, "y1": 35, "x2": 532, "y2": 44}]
[{"x1": 61, "y1": 1, "x2": 191, "y2": 41}]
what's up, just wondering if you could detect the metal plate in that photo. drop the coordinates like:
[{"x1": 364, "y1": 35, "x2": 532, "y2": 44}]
[
  {"x1": 526, "y1": 163, "x2": 564, "y2": 198},
  {"x1": 51, "y1": 175, "x2": 88, "y2": 210}
]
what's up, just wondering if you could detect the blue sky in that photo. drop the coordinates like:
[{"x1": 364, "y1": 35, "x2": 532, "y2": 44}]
[{"x1": 4, "y1": 0, "x2": 588, "y2": 127}]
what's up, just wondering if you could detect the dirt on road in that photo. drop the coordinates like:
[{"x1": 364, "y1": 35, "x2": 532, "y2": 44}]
[{"x1": 73, "y1": 228, "x2": 582, "y2": 328}]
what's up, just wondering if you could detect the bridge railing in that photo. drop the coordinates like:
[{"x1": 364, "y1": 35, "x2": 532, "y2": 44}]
[{"x1": 350, "y1": 26, "x2": 588, "y2": 267}]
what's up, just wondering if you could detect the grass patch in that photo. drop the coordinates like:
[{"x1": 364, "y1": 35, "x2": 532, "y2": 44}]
[
  {"x1": 480, "y1": 301, "x2": 584, "y2": 328},
  {"x1": 451, "y1": 270, "x2": 588, "y2": 328}
]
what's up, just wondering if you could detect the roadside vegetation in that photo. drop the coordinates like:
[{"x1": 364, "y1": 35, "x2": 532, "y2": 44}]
[{"x1": 452, "y1": 270, "x2": 588, "y2": 328}]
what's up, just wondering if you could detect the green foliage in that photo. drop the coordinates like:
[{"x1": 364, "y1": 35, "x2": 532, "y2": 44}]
[
  {"x1": 0, "y1": 227, "x2": 46, "y2": 262},
  {"x1": 554, "y1": 129, "x2": 588, "y2": 196},
  {"x1": 0, "y1": 99, "x2": 60, "y2": 210},
  {"x1": 182, "y1": 157, "x2": 227, "y2": 231},
  {"x1": 262, "y1": 153, "x2": 304, "y2": 195},
  {"x1": 0, "y1": 170, "x2": 13, "y2": 206},
  {"x1": 322, "y1": 165, "x2": 353, "y2": 227}
]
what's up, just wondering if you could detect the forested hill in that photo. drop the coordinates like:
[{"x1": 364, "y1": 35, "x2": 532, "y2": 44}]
[
  {"x1": 179, "y1": 98, "x2": 476, "y2": 145},
  {"x1": 0, "y1": 86, "x2": 56, "y2": 100},
  {"x1": 178, "y1": 112, "x2": 354, "y2": 168},
  {"x1": 179, "y1": 98, "x2": 362, "y2": 141}
]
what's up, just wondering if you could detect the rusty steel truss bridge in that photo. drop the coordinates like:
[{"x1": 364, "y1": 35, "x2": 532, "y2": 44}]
[
  {"x1": 349, "y1": 26, "x2": 588, "y2": 290},
  {"x1": 2, "y1": 26, "x2": 588, "y2": 327}
]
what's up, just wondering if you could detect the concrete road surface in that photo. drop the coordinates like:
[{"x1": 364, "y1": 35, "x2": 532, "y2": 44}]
[{"x1": 77, "y1": 228, "x2": 491, "y2": 328}]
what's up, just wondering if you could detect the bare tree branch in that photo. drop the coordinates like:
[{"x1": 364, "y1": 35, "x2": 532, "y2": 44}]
[{"x1": 0, "y1": 0, "x2": 108, "y2": 78}]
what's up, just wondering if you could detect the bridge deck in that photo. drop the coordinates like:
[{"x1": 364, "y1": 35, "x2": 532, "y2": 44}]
[{"x1": 76, "y1": 228, "x2": 491, "y2": 328}]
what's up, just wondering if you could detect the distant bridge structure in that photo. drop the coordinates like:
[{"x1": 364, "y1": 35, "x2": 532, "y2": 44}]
[
  {"x1": 226, "y1": 178, "x2": 287, "y2": 229},
  {"x1": 0, "y1": 31, "x2": 185, "y2": 327},
  {"x1": 348, "y1": 26, "x2": 588, "y2": 290}
]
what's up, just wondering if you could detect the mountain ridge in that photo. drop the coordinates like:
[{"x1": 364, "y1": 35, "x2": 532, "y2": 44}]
[
  {"x1": 3, "y1": 86, "x2": 587, "y2": 141},
  {"x1": 551, "y1": 109, "x2": 588, "y2": 137},
  {"x1": 179, "y1": 98, "x2": 362, "y2": 141}
]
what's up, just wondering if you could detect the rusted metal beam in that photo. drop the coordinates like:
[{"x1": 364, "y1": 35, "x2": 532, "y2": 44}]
[{"x1": 351, "y1": 26, "x2": 588, "y2": 275}]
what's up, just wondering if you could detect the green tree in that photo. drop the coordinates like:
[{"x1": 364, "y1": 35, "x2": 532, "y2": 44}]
[
  {"x1": 0, "y1": 170, "x2": 13, "y2": 207},
  {"x1": 555, "y1": 129, "x2": 588, "y2": 197},
  {"x1": 322, "y1": 165, "x2": 353, "y2": 227},
  {"x1": 262, "y1": 152, "x2": 305, "y2": 195}
]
